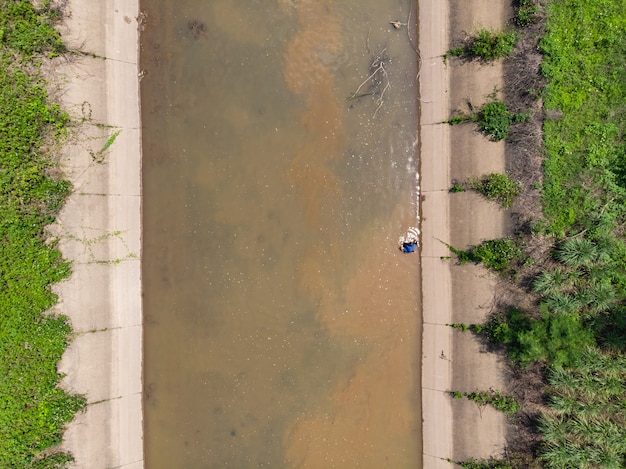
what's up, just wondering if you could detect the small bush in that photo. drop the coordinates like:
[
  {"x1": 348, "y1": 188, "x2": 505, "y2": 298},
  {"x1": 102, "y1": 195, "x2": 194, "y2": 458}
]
[
  {"x1": 483, "y1": 309, "x2": 530, "y2": 346},
  {"x1": 465, "y1": 390, "x2": 522, "y2": 417},
  {"x1": 469, "y1": 29, "x2": 518, "y2": 61},
  {"x1": 471, "y1": 238, "x2": 523, "y2": 273},
  {"x1": 448, "y1": 100, "x2": 529, "y2": 141},
  {"x1": 469, "y1": 173, "x2": 521, "y2": 208},
  {"x1": 445, "y1": 238, "x2": 523, "y2": 273},
  {"x1": 476, "y1": 101, "x2": 527, "y2": 141},
  {"x1": 515, "y1": 310, "x2": 594, "y2": 368},
  {"x1": 515, "y1": 0, "x2": 540, "y2": 27}
]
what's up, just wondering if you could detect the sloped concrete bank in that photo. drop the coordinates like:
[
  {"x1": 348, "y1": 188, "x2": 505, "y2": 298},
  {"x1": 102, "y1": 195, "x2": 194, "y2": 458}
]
[
  {"x1": 54, "y1": 1, "x2": 144, "y2": 467},
  {"x1": 420, "y1": 0, "x2": 511, "y2": 466}
]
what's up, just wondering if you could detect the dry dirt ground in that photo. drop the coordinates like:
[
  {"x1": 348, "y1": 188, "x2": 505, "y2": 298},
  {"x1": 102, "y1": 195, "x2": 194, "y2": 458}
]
[{"x1": 420, "y1": 0, "x2": 515, "y2": 467}]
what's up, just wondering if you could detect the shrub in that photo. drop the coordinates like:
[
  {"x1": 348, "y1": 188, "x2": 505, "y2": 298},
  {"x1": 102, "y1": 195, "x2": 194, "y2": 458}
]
[
  {"x1": 476, "y1": 101, "x2": 529, "y2": 141},
  {"x1": 469, "y1": 29, "x2": 518, "y2": 61},
  {"x1": 515, "y1": 311, "x2": 594, "y2": 368},
  {"x1": 515, "y1": 0, "x2": 540, "y2": 27},
  {"x1": 469, "y1": 173, "x2": 521, "y2": 208},
  {"x1": 443, "y1": 47, "x2": 465, "y2": 63},
  {"x1": 447, "y1": 100, "x2": 529, "y2": 141},
  {"x1": 471, "y1": 238, "x2": 523, "y2": 273},
  {"x1": 465, "y1": 390, "x2": 522, "y2": 417},
  {"x1": 447, "y1": 115, "x2": 471, "y2": 125},
  {"x1": 483, "y1": 308, "x2": 530, "y2": 346}
]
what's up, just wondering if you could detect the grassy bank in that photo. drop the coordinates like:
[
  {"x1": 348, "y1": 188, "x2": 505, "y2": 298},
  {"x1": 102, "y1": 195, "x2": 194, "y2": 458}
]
[
  {"x1": 0, "y1": 1, "x2": 83, "y2": 466},
  {"x1": 533, "y1": 1, "x2": 626, "y2": 466},
  {"x1": 541, "y1": 0, "x2": 626, "y2": 237}
]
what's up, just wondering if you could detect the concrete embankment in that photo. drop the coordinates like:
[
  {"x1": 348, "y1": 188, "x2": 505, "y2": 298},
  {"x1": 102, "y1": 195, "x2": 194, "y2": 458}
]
[
  {"x1": 54, "y1": 1, "x2": 144, "y2": 467},
  {"x1": 420, "y1": 0, "x2": 510, "y2": 466}
]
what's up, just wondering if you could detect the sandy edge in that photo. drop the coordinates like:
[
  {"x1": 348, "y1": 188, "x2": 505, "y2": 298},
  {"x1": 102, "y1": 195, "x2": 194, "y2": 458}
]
[{"x1": 53, "y1": 1, "x2": 144, "y2": 468}]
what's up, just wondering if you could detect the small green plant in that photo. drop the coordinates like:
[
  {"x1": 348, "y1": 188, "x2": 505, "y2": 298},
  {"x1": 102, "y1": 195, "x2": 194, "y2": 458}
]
[
  {"x1": 465, "y1": 390, "x2": 522, "y2": 417},
  {"x1": 443, "y1": 47, "x2": 465, "y2": 63},
  {"x1": 460, "y1": 458, "x2": 514, "y2": 469},
  {"x1": 515, "y1": 0, "x2": 540, "y2": 26},
  {"x1": 469, "y1": 29, "x2": 518, "y2": 61},
  {"x1": 448, "y1": 323, "x2": 484, "y2": 334},
  {"x1": 469, "y1": 173, "x2": 521, "y2": 208},
  {"x1": 447, "y1": 115, "x2": 471, "y2": 126},
  {"x1": 91, "y1": 129, "x2": 122, "y2": 162},
  {"x1": 449, "y1": 182, "x2": 466, "y2": 193},
  {"x1": 451, "y1": 391, "x2": 464, "y2": 399},
  {"x1": 442, "y1": 242, "x2": 474, "y2": 264}
]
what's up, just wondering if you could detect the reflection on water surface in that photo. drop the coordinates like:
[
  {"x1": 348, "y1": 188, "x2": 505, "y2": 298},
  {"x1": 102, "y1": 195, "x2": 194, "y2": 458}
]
[{"x1": 141, "y1": 1, "x2": 421, "y2": 467}]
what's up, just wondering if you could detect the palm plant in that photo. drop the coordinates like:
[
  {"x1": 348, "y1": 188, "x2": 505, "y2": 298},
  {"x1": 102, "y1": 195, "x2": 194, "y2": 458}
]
[
  {"x1": 542, "y1": 292, "x2": 582, "y2": 314},
  {"x1": 532, "y1": 267, "x2": 573, "y2": 295},
  {"x1": 540, "y1": 347, "x2": 626, "y2": 468},
  {"x1": 556, "y1": 237, "x2": 599, "y2": 267},
  {"x1": 577, "y1": 282, "x2": 616, "y2": 315}
]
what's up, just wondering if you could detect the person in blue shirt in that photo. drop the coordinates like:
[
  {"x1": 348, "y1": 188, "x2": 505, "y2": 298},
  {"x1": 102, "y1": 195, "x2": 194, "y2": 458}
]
[{"x1": 401, "y1": 240, "x2": 418, "y2": 253}]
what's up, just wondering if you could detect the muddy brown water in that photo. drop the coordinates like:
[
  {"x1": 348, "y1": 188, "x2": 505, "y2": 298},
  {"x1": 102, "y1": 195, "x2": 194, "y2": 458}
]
[{"x1": 141, "y1": 1, "x2": 422, "y2": 467}]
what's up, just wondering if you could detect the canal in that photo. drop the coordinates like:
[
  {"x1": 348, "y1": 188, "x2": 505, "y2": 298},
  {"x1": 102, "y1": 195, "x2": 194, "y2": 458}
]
[{"x1": 140, "y1": 1, "x2": 422, "y2": 467}]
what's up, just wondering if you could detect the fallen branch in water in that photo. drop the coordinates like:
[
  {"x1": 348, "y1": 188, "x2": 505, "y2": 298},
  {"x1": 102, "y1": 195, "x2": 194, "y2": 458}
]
[{"x1": 347, "y1": 49, "x2": 391, "y2": 118}]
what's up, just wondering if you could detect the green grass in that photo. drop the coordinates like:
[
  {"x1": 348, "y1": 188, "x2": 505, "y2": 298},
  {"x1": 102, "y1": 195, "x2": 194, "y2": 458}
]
[
  {"x1": 540, "y1": 0, "x2": 626, "y2": 237},
  {"x1": 0, "y1": 0, "x2": 66, "y2": 57},
  {"x1": 0, "y1": 1, "x2": 83, "y2": 466}
]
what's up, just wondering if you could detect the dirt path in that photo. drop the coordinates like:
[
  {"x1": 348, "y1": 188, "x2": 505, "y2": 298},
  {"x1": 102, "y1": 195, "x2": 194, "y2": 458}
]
[
  {"x1": 54, "y1": 1, "x2": 144, "y2": 468},
  {"x1": 419, "y1": 0, "x2": 512, "y2": 466}
]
